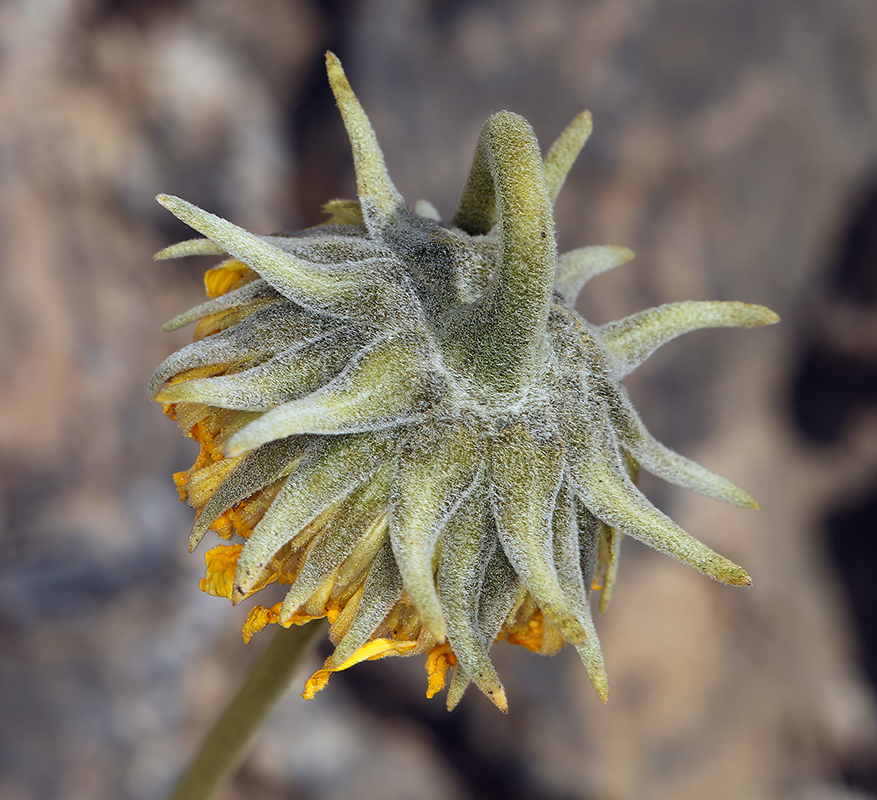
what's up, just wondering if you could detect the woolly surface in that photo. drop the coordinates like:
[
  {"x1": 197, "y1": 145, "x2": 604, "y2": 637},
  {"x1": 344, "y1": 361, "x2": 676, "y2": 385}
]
[{"x1": 2, "y1": 2, "x2": 877, "y2": 799}]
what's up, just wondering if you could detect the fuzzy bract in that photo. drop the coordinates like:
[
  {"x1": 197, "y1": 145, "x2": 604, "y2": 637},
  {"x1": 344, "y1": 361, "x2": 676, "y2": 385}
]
[{"x1": 151, "y1": 52, "x2": 777, "y2": 711}]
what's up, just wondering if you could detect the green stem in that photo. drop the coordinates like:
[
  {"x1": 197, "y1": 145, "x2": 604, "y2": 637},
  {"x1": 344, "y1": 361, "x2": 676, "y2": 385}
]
[{"x1": 167, "y1": 619, "x2": 326, "y2": 800}]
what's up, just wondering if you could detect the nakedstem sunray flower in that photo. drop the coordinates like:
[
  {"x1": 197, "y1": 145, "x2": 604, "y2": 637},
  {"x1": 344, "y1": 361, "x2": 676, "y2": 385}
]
[{"x1": 151, "y1": 52, "x2": 777, "y2": 712}]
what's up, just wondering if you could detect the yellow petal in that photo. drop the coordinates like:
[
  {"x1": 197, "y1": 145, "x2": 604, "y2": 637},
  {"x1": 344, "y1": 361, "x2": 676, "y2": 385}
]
[
  {"x1": 204, "y1": 259, "x2": 253, "y2": 297},
  {"x1": 242, "y1": 602, "x2": 282, "y2": 644},
  {"x1": 199, "y1": 544, "x2": 244, "y2": 600},
  {"x1": 424, "y1": 643, "x2": 457, "y2": 700},
  {"x1": 302, "y1": 637, "x2": 419, "y2": 700}
]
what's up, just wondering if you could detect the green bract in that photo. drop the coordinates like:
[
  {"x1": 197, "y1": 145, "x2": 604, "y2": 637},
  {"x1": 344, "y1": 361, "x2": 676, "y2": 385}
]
[{"x1": 151, "y1": 52, "x2": 778, "y2": 711}]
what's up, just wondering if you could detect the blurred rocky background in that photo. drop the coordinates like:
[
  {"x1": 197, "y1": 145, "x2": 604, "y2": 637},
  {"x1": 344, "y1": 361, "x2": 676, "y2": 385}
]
[{"x1": 2, "y1": 0, "x2": 877, "y2": 798}]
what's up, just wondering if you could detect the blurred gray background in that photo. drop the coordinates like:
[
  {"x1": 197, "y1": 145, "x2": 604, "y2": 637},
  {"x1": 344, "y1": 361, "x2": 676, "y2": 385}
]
[{"x1": 2, "y1": 1, "x2": 877, "y2": 798}]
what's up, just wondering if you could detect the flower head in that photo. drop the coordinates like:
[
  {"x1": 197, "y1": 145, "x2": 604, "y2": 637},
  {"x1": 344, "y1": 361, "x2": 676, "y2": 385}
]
[{"x1": 151, "y1": 52, "x2": 777, "y2": 711}]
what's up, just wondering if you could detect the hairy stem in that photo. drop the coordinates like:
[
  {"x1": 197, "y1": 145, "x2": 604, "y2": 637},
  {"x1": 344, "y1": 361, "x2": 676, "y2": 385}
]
[{"x1": 167, "y1": 620, "x2": 326, "y2": 800}]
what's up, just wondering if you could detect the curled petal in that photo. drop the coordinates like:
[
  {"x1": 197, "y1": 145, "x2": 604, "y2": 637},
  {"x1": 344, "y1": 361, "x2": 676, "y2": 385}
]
[{"x1": 304, "y1": 636, "x2": 417, "y2": 700}]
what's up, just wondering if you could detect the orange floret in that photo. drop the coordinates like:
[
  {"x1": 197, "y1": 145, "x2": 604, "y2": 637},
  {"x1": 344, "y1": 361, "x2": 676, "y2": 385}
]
[{"x1": 204, "y1": 259, "x2": 255, "y2": 297}]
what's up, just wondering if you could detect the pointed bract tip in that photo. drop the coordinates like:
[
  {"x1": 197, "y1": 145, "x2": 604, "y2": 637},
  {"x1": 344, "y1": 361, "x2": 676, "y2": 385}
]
[
  {"x1": 154, "y1": 238, "x2": 225, "y2": 261},
  {"x1": 731, "y1": 488, "x2": 759, "y2": 509},
  {"x1": 323, "y1": 47, "x2": 404, "y2": 230},
  {"x1": 587, "y1": 660, "x2": 609, "y2": 702},
  {"x1": 325, "y1": 51, "x2": 349, "y2": 93},
  {"x1": 187, "y1": 522, "x2": 211, "y2": 554},
  {"x1": 724, "y1": 564, "x2": 752, "y2": 587},
  {"x1": 558, "y1": 109, "x2": 593, "y2": 147},
  {"x1": 154, "y1": 197, "x2": 196, "y2": 259},
  {"x1": 616, "y1": 246, "x2": 636, "y2": 263},
  {"x1": 747, "y1": 304, "x2": 780, "y2": 326},
  {"x1": 490, "y1": 686, "x2": 509, "y2": 714},
  {"x1": 155, "y1": 194, "x2": 194, "y2": 224},
  {"x1": 575, "y1": 109, "x2": 594, "y2": 135}
]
